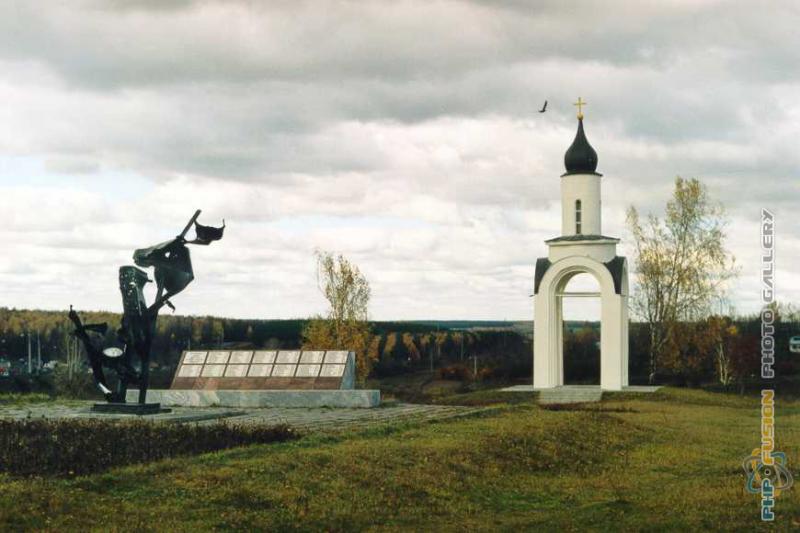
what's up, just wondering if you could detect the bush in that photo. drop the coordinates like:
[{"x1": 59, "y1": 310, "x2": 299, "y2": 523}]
[
  {"x1": 52, "y1": 365, "x2": 96, "y2": 399},
  {"x1": 0, "y1": 418, "x2": 298, "y2": 477},
  {"x1": 475, "y1": 367, "x2": 494, "y2": 381},
  {"x1": 436, "y1": 365, "x2": 472, "y2": 381},
  {"x1": 0, "y1": 374, "x2": 54, "y2": 395}
]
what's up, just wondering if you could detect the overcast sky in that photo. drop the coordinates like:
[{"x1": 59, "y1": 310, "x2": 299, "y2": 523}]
[{"x1": 1, "y1": 0, "x2": 798, "y2": 320}]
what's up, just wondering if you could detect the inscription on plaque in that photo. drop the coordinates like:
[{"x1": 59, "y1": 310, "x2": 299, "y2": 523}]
[
  {"x1": 296, "y1": 364, "x2": 321, "y2": 377},
  {"x1": 184, "y1": 351, "x2": 208, "y2": 364},
  {"x1": 201, "y1": 365, "x2": 225, "y2": 377},
  {"x1": 271, "y1": 364, "x2": 296, "y2": 377},
  {"x1": 275, "y1": 351, "x2": 300, "y2": 364},
  {"x1": 324, "y1": 351, "x2": 349, "y2": 364},
  {"x1": 178, "y1": 364, "x2": 203, "y2": 377},
  {"x1": 252, "y1": 351, "x2": 277, "y2": 364},
  {"x1": 300, "y1": 351, "x2": 325, "y2": 364},
  {"x1": 320, "y1": 364, "x2": 346, "y2": 377},
  {"x1": 225, "y1": 364, "x2": 249, "y2": 377},
  {"x1": 248, "y1": 364, "x2": 272, "y2": 377},
  {"x1": 229, "y1": 351, "x2": 253, "y2": 364},
  {"x1": 206, "y1": 351, "x2": 231, "y2": 364}
]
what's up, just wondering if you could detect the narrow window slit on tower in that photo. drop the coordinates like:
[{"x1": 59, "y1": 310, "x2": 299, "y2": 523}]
[{"x1": 575, "y1": 199, "x2": 582, "y2": 234}]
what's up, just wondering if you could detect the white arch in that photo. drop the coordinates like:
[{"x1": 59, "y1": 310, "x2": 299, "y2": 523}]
[{"x1": 534, "y1": 255, "x2": 628, "y2": 390}]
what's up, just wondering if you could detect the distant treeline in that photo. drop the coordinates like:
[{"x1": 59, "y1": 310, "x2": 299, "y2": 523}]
[
  {"x1": 1, "y1": 307, "x2": 797, "y2": 388},
  {"x1": 0, "y1": 307, "x2": 530, "y2": 374},
  {"x1": 0, "y1": 307, "x2": 306, "y2": 368}
]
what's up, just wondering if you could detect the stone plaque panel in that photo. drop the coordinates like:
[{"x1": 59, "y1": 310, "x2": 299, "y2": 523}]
[
  {"x1": 225, "y1": 364, "x2": 249, "y2": 377},
  {"x1": 229, "y1": 351, "x2": 253, "y2": 364},
  {"x1": 206, "y1": 351, "x2": 231, "y2": 364},
  {"x1": 248, "y1": 364, "x2": 273, "y2": 377},
  {"x1": 201, "y1": 365, "x2": 225, "y2": 377},
  {"x1": 178, "y1": 364, "x2": 203, "y2": 377},
  {"x1": 271, "y1": 364, "x2": 296, "y2": 377},
  {"x1": 183, "y1": 351, "x2": 208, "y2": 364},
  {"x1": 300, "y1": 351, "x2": 325, "y2": 364},
  {"x1": 275, "y1": 351, "x2": 300, "y2": 364},
  {"x1": 296, "y1": 364, "x2": 321, "y2": 377},
  {"x1": 252, "y1": 351, "x2": 277, "y2": 364},
  {"x1": 324, "y1": 351, "x2": 349, "y2": 364},
  {"x1": 320, "y1": 364, "x2": 346, "y2": 377}
]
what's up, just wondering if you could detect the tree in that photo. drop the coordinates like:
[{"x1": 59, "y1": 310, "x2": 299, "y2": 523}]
[
  {"x1": 626, "y1": 177, "x2": 737, "y2": 384},
  {"x1": 707, "y1": 315, "x2": 739, "y2": 386},
  {"x1": 301, "y1": 250, "x2": 375, "y2": 384}
]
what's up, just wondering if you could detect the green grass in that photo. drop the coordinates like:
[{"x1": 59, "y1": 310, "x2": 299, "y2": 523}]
[
  {"x1": 432, "y1": 388, "x2": 537, "y2": 406},
  {"x1": 0, "y1": 392, "x2": 53, "y2": 406},
  {"x1": 0, "y1": 388, "x2": 798, "y2": 531},
  {"x1": 369, "y1": 372, "x2": 520, "y2": 404}
]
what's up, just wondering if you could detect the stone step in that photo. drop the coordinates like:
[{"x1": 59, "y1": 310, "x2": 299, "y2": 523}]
[{"x1": 538, "y1": 388, "x2": 603, "y2": 404}]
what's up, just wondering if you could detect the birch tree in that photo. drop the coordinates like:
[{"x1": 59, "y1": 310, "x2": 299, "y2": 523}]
[
  {"x1": 301, "y1": 250, "x2": 374, "y2": 384},
  {"x1": 627, "y1": 177, "x2": 737, "y2": 384}
]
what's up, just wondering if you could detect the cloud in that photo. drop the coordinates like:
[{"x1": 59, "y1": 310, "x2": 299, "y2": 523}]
[{"x1": 0, "y1": 0, "x2": 798, "y2": 320}]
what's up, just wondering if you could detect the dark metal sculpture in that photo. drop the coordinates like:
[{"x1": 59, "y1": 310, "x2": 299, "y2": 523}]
[{"x1": 68, "y1": 210, "x2": 224, "y2": 406}]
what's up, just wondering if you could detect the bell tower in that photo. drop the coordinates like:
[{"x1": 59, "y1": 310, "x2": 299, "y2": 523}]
[{"x1": 532, "y1": 98, "x2": 629, "y2": 391}]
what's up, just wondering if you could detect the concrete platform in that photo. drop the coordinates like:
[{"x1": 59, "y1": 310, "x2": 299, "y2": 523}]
[
  {"x1": 500, "y1": 384, "x2": 662, "y2": 393},
  {"x1": 128, "y1": 389, "x2": 381, "y2": 408},
  {"x1": 92, "y1": 402, "x2": 169, "y2": 415},
  {"x1": 0, "y1": 402, "x2": 487, "y2": 431},
  {"x1": 499, "y1": 384, "x2": 661, "y2": 404}
]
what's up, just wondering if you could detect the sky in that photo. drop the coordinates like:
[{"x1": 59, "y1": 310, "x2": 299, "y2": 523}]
[{"x1": 0, "y1": 0, "x2": 798, "y2": 321}]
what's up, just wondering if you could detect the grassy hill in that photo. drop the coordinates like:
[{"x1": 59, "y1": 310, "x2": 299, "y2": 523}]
[{"x1": 0, "y1": 388, "x2": 797, "y2": 530}]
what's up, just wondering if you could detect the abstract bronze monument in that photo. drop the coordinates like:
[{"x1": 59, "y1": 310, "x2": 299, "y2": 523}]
[{"x1": 68, "y1": 210, "x2": 224, "y2": 413}]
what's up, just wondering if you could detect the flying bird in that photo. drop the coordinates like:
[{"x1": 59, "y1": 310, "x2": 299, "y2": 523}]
[{"x1": 539, "y1": 100, "x2": 548, "y2": 113}]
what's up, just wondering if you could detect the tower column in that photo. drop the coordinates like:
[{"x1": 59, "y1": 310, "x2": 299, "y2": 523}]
[{"x1": 560, "y1": 174, "x2": 601, "y2": 235}]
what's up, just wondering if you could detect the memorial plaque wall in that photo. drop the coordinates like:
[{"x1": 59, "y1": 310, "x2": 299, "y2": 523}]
[{"x1": 170, "y1": 350, "x2": 356, "y2": 390}]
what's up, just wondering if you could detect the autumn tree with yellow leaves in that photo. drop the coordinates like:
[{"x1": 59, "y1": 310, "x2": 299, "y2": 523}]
[
  {"x1": 627, "y1": 177, "x2": 738, "y2": 384},
  {"x1": 301, "y1": 250, "x2": 376, "y2": 385}
]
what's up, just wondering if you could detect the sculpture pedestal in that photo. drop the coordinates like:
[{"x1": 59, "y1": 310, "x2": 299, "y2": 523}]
[
  {"x1": 129, "y1": 389, "x2": 381, "y2": 408},
  {"x1": 91, "y1": 402, "x2": 170, "y2": 415}
]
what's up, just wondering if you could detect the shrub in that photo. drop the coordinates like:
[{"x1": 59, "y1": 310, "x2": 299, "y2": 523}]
[
  {"x1": 52, "y1": 364, "x2": 96, "y2": 399},
  {"x1": 475, "y1": 367, "x2": 494, "y2": 381},
  {"x1": 436, "y1": 365, "x2": 472, "y2": 381},
  {"x1": 0, "y1": 418, "x2": 298, "y2": 477}
]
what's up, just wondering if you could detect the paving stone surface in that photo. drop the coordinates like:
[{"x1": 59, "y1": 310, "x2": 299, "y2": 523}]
[{"x1": 0, "y1": 402, "x2": 490, "y2": 432}]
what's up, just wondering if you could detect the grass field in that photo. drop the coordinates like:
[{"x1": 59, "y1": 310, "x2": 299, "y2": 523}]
[{"x1": 0, "y1": 388, "x2": 798, "y2": 531}]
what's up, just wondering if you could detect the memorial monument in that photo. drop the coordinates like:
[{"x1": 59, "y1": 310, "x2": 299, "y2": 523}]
[
  {"x1": 533, "y1": 98, "x2": 630, "y2": 391},
  {"x1": 135, "y1": 348, "x2": 380, "y2": 408},
  {"x1": 69, "y1": 209, "x2": 225, "y2": 414}
]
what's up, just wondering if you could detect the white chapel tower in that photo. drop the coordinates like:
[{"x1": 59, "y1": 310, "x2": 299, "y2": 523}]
[{"x1": 532, "y1": 98, "x2": 629, "y2": 391}]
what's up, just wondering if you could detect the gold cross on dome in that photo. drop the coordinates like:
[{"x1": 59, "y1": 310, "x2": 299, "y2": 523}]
[{"x1": 573, "y1": 97, "x2": 587, "y2": 119}]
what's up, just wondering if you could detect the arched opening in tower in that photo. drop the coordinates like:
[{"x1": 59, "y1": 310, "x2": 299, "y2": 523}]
[{"x1": 560, "y1": 272, "x2": 601, "y2": 385}]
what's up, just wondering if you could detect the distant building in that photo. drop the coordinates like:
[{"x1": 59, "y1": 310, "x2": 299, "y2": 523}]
[{"x1": 790, "y1": 336, "x2": 800, "y2": 354}]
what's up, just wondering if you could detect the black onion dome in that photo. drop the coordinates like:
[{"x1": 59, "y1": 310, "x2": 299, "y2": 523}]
[{"x1": 562, "y1": 118, "x2": 602, "y2": 176}]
